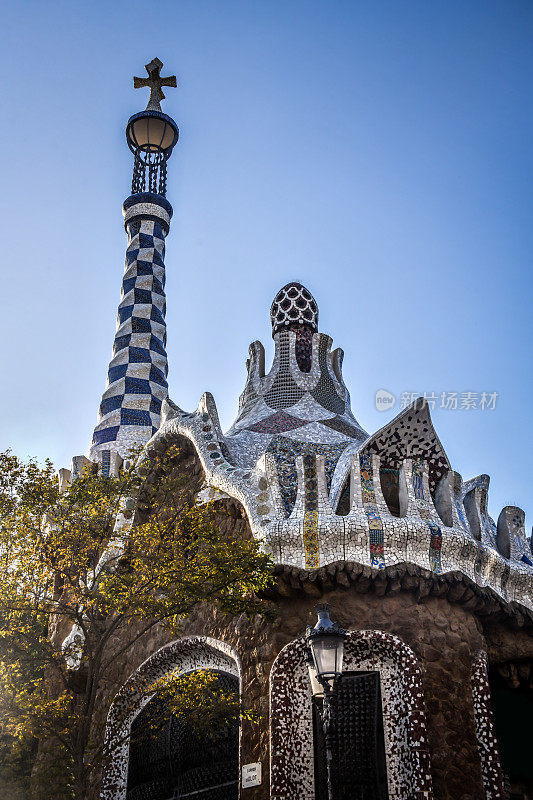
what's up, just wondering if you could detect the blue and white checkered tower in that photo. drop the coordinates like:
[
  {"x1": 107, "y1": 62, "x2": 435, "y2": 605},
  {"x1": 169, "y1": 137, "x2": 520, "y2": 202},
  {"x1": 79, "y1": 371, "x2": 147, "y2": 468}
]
[{"x1": 89, "y1": 59, "x2": 179, "y2": 469}]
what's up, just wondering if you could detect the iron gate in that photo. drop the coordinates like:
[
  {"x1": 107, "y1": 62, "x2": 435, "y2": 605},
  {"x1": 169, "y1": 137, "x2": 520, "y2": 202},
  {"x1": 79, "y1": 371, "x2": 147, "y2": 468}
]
[
  {"x1": 313, "y1": 671, "x2": 389, "y2": 800},
  {"x1": 126, "y1": 671, "x2": 239, "y2": 800}
]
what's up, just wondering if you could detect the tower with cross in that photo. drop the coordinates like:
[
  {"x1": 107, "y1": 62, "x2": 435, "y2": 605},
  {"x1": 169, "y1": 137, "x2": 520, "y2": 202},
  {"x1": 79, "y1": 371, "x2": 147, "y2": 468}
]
[{"x1": 88, "y1": 59, "x2": 179, "y2": 470}]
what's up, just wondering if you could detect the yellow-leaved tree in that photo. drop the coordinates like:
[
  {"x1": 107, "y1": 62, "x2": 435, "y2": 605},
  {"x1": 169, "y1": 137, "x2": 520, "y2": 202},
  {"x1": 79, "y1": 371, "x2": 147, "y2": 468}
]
[{"x1": 0, "y1": 445, "x2": 273, "y2": 800}]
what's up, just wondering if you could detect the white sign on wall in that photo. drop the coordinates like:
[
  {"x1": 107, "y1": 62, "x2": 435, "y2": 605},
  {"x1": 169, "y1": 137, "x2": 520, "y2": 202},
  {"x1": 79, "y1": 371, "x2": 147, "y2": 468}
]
[{"x1": 242, "y1": 762, "x2": 262, "y2": 788}]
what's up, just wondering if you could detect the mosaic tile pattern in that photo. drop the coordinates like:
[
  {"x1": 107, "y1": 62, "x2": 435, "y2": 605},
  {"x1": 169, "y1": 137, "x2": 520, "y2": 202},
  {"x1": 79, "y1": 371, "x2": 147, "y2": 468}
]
[
  {"x1": 463, "y1": 475, "x2": 498, "y2": 550},
  {"x1": 270, "y1": 281, "x2": 318, "y2": 335},
  {"x1": 366, "y1": 399, "x2": 449, "y2": 496},
  {"x1": 246, "y1": 410, "x2": 307, "y2": 434},
  {"x1": 146, "y1": 284, "x2": 533, "y2": 611},
  {"x1": 267, "y1": 438, "x2": 348, "y2": 515},
  {"x1": 471, "y1": 651, "x2": 505, "y2": 799},
  {"x1": 89, "y1": 194, "x2": 172, "y2": 462},
  {"x1": 497, "y1": 506, "x2": 532, "y2": 566},
  {"x1": 101, "y1": 637, "x2": 240, "y2": 800},
  {"x1": 302, "y1": 510, "x2": 319, "y2": 568},
  {"x1": 270, "y1": 630, "x2": 433, "y2": 800},
  {"x1": 411, "y1": 459, "x2": 442, "y2": 574},
  {"x1": 360, "y1": 453, "x2": 385, "y2": 568}
]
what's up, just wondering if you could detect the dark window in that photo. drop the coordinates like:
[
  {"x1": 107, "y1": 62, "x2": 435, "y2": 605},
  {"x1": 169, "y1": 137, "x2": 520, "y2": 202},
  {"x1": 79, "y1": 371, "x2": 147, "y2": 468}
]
[
  {"x1": 379, "y1": 469, "x2": 400, "y2": 518},
  {"x1": 313, "y1": 671, "x2": 389, "y2": 800},
  {"x1": 489, "y1": 663, "x2": 533, "y2": 800},
  {"x1": 126, "y1": 670, "x2": 239, "y2": 800},
  {"x1": 336, "y1": 479, "x2": 350, "y2": 516}
]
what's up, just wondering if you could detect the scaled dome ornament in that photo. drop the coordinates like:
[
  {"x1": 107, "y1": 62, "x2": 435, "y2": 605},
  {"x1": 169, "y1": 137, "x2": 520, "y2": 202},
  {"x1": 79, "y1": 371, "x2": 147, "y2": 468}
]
[{"x1": 270, "y1": 282, "x2": 319, "y2": 336}]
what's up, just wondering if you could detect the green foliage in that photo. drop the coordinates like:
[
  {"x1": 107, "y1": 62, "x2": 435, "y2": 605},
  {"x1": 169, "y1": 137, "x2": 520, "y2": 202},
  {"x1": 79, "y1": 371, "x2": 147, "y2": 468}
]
[{"x1": 0, "y1": 447, "x2": 273, "y2": 800}]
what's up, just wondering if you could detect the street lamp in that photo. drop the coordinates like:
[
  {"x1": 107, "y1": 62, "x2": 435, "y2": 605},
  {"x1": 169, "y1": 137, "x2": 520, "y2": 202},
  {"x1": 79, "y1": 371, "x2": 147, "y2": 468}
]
[{"x1": 307, "y1": 604, "x2": 347, "y2": 800}]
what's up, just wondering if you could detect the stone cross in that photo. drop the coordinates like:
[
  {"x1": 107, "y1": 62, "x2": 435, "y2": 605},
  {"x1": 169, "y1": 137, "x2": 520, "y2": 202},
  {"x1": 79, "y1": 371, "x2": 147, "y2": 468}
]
[{"x1": 134, "y1": 58, "x2": 177, "y2": 112}]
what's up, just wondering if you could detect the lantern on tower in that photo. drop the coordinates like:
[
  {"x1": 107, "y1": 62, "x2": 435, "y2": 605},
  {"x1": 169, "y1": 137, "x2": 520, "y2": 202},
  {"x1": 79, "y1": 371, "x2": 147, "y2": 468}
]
[{"x1": 126, "y1": 57, "x2": 179, "y2": 196}]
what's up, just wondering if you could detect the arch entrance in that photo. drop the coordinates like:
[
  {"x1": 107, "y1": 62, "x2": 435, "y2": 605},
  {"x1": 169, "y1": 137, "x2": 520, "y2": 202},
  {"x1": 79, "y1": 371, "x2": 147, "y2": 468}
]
[
  {"x1": 270, "y1": 629, "x2": 433, "y2": 800},
  {"x1": 126, "y1": 670, "x2": 239, "y2": 800},
  {"x1": 101, "y1": 637, "x2": 240, "y2": 800}
]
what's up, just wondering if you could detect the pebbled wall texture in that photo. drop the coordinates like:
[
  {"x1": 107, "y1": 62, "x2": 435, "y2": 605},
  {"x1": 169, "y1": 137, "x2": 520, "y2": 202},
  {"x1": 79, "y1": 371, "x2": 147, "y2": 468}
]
[{"x1": 92, "y1": 557, "x2": 533, "y2": 799}]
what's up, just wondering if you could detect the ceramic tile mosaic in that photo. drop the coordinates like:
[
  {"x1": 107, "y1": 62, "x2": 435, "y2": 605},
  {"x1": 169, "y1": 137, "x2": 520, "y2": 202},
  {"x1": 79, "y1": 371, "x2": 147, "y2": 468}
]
[
  {"x1": 411, "y1": 458, "x2": 442, "y2": 574},
  {"x1": 359, "y1": 453, "x2": 385, "y2": 568},
  {"x1": 89, "y1": 194, "x2": 173, "y2": 462},
  {"x1": 83, "y1": 258, "x2": 532, "y2": 612},
  {"x1": 143, "y1": 282, "x2": 533, "y2": 611},
  {"x1": 471, "y1": 651, "x2": 505, "y2": 799},
  {"x1": 270, "y1": 630, "x2": 433, "y2": 799}
]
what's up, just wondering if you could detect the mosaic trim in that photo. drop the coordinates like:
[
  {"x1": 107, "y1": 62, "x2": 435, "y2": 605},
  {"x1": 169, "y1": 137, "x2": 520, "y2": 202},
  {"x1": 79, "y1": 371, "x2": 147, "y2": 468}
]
[
  {"x1": 270, "y1": 630, "x2": 433, "y2": 800},
  {"x1": 470, "y1": 651, "x2": 505, "y2": 800},
  {"x1": 412, "y1": 459, "x2": 442, "y2": 574},
  {"x1": 302, "y1": 511, "x2": 319, "y2": 568},
  {"x1": 100, "y1": 637, "x2": 240, "y2": 800},
  {"x1": 301, "y1": 454, "x2": 320, "y2": 567},
  {"x1": 428, "y1": 522, "x2": 442, "y2": 573},
  {"x1": 360, "y1": 453, "x2": 385, "y2": 568}
]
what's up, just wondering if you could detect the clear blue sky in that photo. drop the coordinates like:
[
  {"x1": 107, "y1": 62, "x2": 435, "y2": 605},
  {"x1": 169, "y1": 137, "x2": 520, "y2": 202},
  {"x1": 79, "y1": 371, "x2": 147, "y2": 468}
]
[{"x1": 1, "y1": 1, "x2": 531, "y2": 527}]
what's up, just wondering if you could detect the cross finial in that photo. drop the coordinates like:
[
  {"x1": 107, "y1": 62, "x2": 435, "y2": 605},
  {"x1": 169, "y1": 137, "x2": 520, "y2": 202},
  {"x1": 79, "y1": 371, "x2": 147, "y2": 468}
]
[{"x1": 133, "y1": 57, "x2": 177, "y2": 112}]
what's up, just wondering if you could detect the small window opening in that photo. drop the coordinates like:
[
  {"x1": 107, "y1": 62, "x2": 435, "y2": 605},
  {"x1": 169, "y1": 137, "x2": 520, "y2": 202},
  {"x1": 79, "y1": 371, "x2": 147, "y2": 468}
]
[
  {"x1": 379, "y1": 468, "x2": 400, "y2": 517},
  {"x1": 336, "y1": 478, "x2": 351, "y2": 516}
]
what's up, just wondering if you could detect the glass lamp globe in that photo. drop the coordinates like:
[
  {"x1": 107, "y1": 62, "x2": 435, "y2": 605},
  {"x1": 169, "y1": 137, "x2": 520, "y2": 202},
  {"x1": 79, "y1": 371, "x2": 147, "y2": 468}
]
[
  {"x1": 306, "y1": 604, "x2": 347, "y2": 692},
  {"x1": 126, "y1": 110, "x2": 179, "y2": 155}
]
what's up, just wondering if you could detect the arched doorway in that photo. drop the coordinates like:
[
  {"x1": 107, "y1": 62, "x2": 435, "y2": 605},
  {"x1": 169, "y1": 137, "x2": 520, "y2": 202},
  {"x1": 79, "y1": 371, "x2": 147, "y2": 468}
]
[
  {"x1": 101, "y1": 637, "x2": 241, "y2": 800},
  {"x1": 270, "y1": 630, "x2": 433, "y2": 800},
  {"x1": 126, "y1": 670, "x2": 239, "y2": 800}
]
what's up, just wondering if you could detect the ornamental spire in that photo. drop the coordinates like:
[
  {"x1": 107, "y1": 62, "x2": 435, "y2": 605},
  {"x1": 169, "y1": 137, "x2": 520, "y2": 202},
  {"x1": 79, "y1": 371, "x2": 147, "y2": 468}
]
[
  {"x1": 88, "y1": 61, "x2": 178, "y2": 469},
  {"x1": 126, "y1": 58, "x2": 179, "y2": 197},
  {"x1": 133, "y1": 57, "x2": 177, "y2": 112}
]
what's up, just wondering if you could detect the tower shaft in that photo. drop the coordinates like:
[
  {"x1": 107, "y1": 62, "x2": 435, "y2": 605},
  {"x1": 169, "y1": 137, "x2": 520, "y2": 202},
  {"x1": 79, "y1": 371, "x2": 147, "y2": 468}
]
[{"x1": 89, "y1": 193, "x2": 172, "y2": 466}]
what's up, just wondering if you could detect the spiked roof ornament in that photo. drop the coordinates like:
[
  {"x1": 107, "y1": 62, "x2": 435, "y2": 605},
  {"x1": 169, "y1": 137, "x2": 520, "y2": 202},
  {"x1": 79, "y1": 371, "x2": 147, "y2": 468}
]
[{"x1": 133, "y1": 57, "x2": 177, "y2": 112}]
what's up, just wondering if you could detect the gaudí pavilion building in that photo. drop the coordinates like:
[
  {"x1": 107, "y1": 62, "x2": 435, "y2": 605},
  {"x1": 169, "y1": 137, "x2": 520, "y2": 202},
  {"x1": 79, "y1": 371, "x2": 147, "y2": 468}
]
[{"x1": 59, "y1": 61, "x2": 533, "y2": 800}]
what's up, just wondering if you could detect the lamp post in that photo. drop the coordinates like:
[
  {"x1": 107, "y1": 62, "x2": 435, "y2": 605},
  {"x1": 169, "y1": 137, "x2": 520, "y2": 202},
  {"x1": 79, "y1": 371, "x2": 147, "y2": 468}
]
[{"x1": 307, "y1": 604, "x2": 347, "y2": 800}]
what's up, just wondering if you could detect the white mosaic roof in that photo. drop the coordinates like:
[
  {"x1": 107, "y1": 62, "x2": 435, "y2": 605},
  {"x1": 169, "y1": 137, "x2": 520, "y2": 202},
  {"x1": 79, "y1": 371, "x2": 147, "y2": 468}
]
[{"x1": 149, "y1": 284, "x2": 533, "y2": 611}]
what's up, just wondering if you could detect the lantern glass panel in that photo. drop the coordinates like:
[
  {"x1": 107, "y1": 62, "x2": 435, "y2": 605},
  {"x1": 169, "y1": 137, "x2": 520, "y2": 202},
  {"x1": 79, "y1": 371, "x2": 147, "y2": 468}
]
[
  {"x1": 132, "y1": 117, "x2": 169, "y2": 151},
  {"x1": 307, "y1": 661, "x2": 324, "y2": 697},
  {"x1": 131, "y1": 117, "x2": 149, "y2": 148},
  {"x1": 160, "y1": 123, "x2": 175, "y2": 150},
  {"x1": 311, "y1": 635, "x2": 344, "y2": 680}
]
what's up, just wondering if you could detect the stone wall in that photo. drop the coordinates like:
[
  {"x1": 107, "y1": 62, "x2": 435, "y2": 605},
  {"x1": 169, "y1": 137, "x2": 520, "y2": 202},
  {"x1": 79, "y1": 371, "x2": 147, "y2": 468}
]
[{"x1": 91, "y1": 547, "x2": 533, "y2": 800}]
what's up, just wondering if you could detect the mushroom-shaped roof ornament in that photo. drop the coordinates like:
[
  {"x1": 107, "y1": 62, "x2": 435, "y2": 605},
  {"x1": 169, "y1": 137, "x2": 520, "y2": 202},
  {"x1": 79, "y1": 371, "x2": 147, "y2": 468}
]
[{"x1": 270, "y1": 281, "x2": 319, "y2": 337}]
